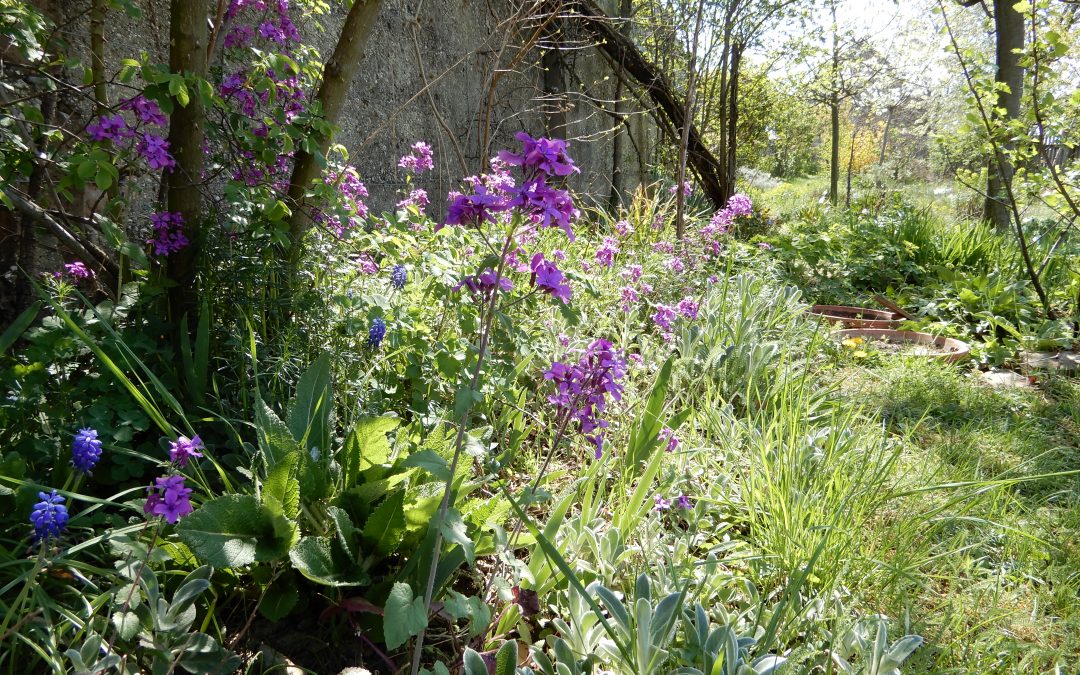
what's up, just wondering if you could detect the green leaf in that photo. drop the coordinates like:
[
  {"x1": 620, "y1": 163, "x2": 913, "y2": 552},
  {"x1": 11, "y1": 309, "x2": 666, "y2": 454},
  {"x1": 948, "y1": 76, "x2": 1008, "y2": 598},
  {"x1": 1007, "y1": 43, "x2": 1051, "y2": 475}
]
[
  {"x1": 327, "y1": 505, "x2": 359, "y2": 563},
  {"x1": 437, "y1": 508, "x2": 475, "y2": 566},
  {"x1": 343, "y1": 415, "x2": 399, "y2": 485},
  {"x1": 0, "y1": 301, "x2": 39, "y2": 355},
  {"x1": 111, "y1": 611, "x2": 140, "y2": 641},
  {"x1": 288, "y1": 536, "x2": 369, "y2": 587},
  {"x1": 384, "y1": 582, "x2": 428, "y2": 651},
  {"x1": 258, "y1": 575, "x2": 299, "y2": 622},
  {"x1": 462, "y1": 649, "x2": 489, "y2": 675},
  {"x1": 262, "y1": 451, "x2": 301, "y2": 520},
  {"x1": 362, "y1": 490, "x2": 407, "y2": 555},
  {"x1": 402, "y1": 449, "x2": 450, "y2": 481},
  {"x1": 494, "y1": 640, "x2": 518, "y2": 675},
  {"x1": 255, "y1": 396, "x2": 301, "y2": 473},
  {"x1": 177, "y1": 495, "x2": 292, "y2": 569},
  {"x1": 626, "y1": 354, "x2": 675, "y2": 467},
  {"x1": 442, "y1": 590, "x2": 492, "y2": 638},
  {"x1": 288, "y1": 353, "x2": 332, "y2": 454},
  {"x1": 168, "y1": 75, "x2": 190, "y2": 106}
]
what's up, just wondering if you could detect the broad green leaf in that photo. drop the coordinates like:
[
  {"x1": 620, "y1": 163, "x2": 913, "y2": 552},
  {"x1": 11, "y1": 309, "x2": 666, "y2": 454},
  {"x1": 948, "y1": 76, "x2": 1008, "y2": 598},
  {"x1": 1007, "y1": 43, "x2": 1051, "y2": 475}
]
[
  {"x1": 259, "y1": 575, "x2": 299, "y2": 621},
  {"x1": 361, "y1": 490, "x2": 407, "y2": 555},
  {"x1": 327, "y1": 506, "x2": 359, "y2": 563},
  {"x1": 437, "y1": 508, "x2": 475, "y2": 566},
  {"x1": 262, "y1": 451, "x2": 301, "y2": 520},
  {"x1": 462, "y1": 648, "x2": 488, "y2": 675},
  {"x1": 0, "y1": 301, "x2": 39, "y2": 355},
  {"x1": 384, "y1": 582, "x2": 428, "y2": 650},
  {"x1": 255, "y1": 396, "x2": 301, "y2": 473},
  {"x1": 288, "y1": 536, "x2": 369, "y2": 587},
  {"x1": 402, "y1": 449, "x2": 450, "y2": 481},
  {"x1": 288, "y1": 352, "x2": 332, "y2": 454},
  {"x1": 494, "y1": 640, "x2": 518, "y2": 675},
  {"x1": 343, "y1": 415, "x2": 400, "y2": 485},
  {"x1": 177, "y1": 495, "x2": 291, "y2": 569}
]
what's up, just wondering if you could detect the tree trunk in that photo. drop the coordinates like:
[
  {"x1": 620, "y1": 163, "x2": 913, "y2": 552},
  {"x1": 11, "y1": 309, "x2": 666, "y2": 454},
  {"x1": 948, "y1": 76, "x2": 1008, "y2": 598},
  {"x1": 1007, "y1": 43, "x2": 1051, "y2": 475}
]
[
  {"x1": 723, "y1": 43, "x2": 742, "y2": 200},
  {"x1": 286, "y1": 0, "x2": 383, "y2": 265},
  {"x1": 608, "y1": 0, "x2": 632, "y2": 211},
  {"x1": 675, "y1": 0, "x2": 708, "y2": 238},
  {"x1": 829, "y1": 95, "x2": 840, "y2": 205},
  {"x1": 879, "y1": 104, "x2": 893, "y2": 164},
  {"x1": 165, "y1": 0, "x2": 208, "y2": 326},
  {"x1": 846, "y1": 122, "x2": 857, "y2": 206},
  {"x1": 983, "y1": 0, "x2": 1024, "y2": 229},
  {"x1": 542, "y1": 36, "x2": 568, "y2": 136}
]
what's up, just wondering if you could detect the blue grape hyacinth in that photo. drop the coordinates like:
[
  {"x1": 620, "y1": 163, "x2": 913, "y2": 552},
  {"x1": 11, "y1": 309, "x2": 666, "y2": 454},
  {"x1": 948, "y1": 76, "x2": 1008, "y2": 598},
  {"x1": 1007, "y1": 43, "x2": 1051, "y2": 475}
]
[
  {"x1": 30, "y1": 490, "x2": 68, "y2": 542},
  {"x1": 391, "y1": 264, "x2": 407, "y2": 290},
  {"x1": 368, "y1": 317, "x2": 386, "y2": 349},
  {"x1": 71, "y1": 427, "x2": 102, "y2": 474}
]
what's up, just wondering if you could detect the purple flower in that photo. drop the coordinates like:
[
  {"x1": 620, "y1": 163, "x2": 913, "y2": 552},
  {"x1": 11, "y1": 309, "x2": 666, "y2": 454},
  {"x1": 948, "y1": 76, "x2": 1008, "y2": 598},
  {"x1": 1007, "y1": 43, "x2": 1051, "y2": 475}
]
[
  {"x1": 509, "y1": 178, "x2": 578, "y2": 241},
  {"x1": 652, "y1": 304, "x2": 676, "y2": 331},
  {"x1": 543, "y1": 339, "x2": 626, "y2": 458},
  {"x1": 595, "y1": 237, "x2": 619, "y2": 268},
  {"x1": 137, "y1": 134, "x2": 176, "y2": 171},
  {"x1": 726, "y1": 193, "x2": 753, "y2": 217},
  {"x1": 619, "y1": 285, "x2": 638, "y2": 312},
  {"x1": 614, "y1": 219, "x2": 634, "y2": 237},
  {"x1": 530, "y1": 253, "x2": 572, "y2": 303},
  {"x1": 120, "y1": 95, "x2": 167, "y2": 126},
  {"x1": 368, "y1": 317, "x2": 387, "y2": 349},
  {"x1": 62, "y1": 261, "x2": 94, "y2": 280},
  {"x1": 391, "y1": 264, "x2": 408, "y2": 290},
  {"x1": 443, "y1": 184, "x2": 509, "y2": 229},
  {"x1": 676, "y1": 494, "x2": 693, "y2": 510},
  {"x1": 669, "y1": 257, "x2": 685, "y2": 274},
  {"x1": 620, "y1": 265, "x2": 643, "y2": 282},
  {"x1": 669, "y1": 181, "x2": 692, "y2": 197},
  {"x1": 224, "y1": 23, "x2": 254, "y2": 48},
  {"x1": 677, "y1": 297, "x2": 699, "y2": 321},
  {"x1": 148, "y1": 211, "x2": 188, "y2": 256},
  {"x1": 258, "y1": 20, "x2": 286, "y2": 44},
  {"x1": 708, "y1": 275, "x2": 719, "y2": 284},
  {"x1": 396, "y1": 188, "x2": 429, "y2": 212},
  {"x1": 398, "y1": 141, "x2": 434, "y2": 173},
  {"x1": 653, "y1": 241, "x2": 674, "y2": 254},
  {"x1": 498, "y1": 131, "x2": 579, "y2": 178},
  {"x1": 357, "y1": 253, "x2": 379, "y2": 275},
  {"x1": 659, "y1": 427, "x2": 679, "y2": 453},
  {"x1": 552, "y1": 249, "x2": 566, "y2": 261},
  {"x1": 86, "y1": 114, "x2": 131, "y2": 143},
  {"x1": 654, "y1": 494, "x2": 671, "y2": 511},
  {"x1": 144, "y1": 475, "x2": 193, "y2": 524},
  {"x1": 169, "y1": 435, "x2": 204, "y2": 468},
  {"x1": 30, "y1": 490, "x2": 68, "y2": 541},
  {"x1": 72, "y1": 427, "x2": 103, "y2": 474},
  {"x1": 757, "y1": 242, "x2": 772, "y2": 250}
]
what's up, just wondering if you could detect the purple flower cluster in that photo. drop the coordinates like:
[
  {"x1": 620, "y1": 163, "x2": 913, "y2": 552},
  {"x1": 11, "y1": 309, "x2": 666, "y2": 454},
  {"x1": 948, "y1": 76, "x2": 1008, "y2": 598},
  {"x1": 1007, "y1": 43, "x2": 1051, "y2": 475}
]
[
  {"x1": 652, "y1": 304, "x2": 676, "y2": 331},
  {"x1": 368, "y1": 317, "x2": 387, "y2": 349},
  {"x1": 677, "y1": 296, "x2": 699, "y2": 320},
  {"x1": 620, "y1": 285, "x2": 638, "y2": 312},
  {"x1": 620, "y1": 264, "x2": 643, "y2": 282},
  {"x1": 444, "y1": 184, "x2": 508, "y2": 229},
  {"x1": 614, "y1": 219, "x2": 634, "y2": 237},
  {"x1": 120, "y1": 95, "x2": 167, "y2": 126},
  {"x1": 137, "y1": 134, "x2": 176, "y2": 171},
  {"x1": 530, "y1": 253, "x2": 571, "y2": 303},
  {"x1": 396, "y1": 188, "x2": 429, "y2": 212},
  {"x1": 398, "y1": 141, "x2": 434, "y2": 173},
  {"x1": 60, "y1": 261, "x2": 94, "y2": 281},
  {"x1": 72, "y1": 427, "x2": 103, "y2": 474},
  {"x1": 30, "y1": 490, "x2": 68, "y2": 542},
  {"x1": 169, "y1": 435, "x2": 204, "y2": 468},
  {"x1": 144, "y1": 475, "x2": 194, "y2": 524},
  {"x1": 703, "y1": 193, "x2": 753, "y2": 241},
  {"x1": 654, "y1": 493, "x2": 692, "y2": 511},
  {"x1": 659, "y1": 427, "x2": 680, "y2": 453},
  {"x1": 148, "y1": 211, "x2": 188, "y2": 256},
  {"x1": 87, "y1": 114, "x2": 132, "y2": 143},
  {"x1": 669, "y1": 180, "x2": 692, "y2": 197},
  {"x1": 316, "y1": 167, "x2": 369, "y2": 236},
  {"x1": 595, "y1": 237, "x2": 619, "y2": 268},
  {"x1": 499, "y1": 132, "x2": 579, "y2": 178},
  {"x1": 543, "y1": 339, "x2": 627, "y2": 458},
  {"x1": 457, "y1": 268, "x2": 514, "y2": 295},
  {"x1": 224, "y1": 0, "x2": 300, "y2": 49},
  {"x1": 391, "y1": 264, "x2": 408, "y2": 290},
  {"x1": 357, "y1": 253, "x2": 379, "y2": 275}
]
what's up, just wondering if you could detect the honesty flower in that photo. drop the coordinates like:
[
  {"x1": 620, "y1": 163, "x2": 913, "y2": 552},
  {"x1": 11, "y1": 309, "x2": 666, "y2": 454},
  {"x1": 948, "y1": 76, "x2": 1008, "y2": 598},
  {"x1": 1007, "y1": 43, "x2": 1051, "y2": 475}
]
[
  {"x1": 62, "y1": 262, "x2": 94, "y2": 280},
  {"x1": 659, "y1": 427, "x2": 680, "y2": 453},
  {"x1": 530, "y1": 253, "x2": 572, "y2": 303},
  {"x1": 620, "y1": 285, "x2": 638, "y2": 312},
  {"x1": 614, "y1": 219, "x2": 634, "y2": 237},
  {"x1": 654, "y1": 494, "x2": 672, "y2": 511},
  {"x1": 498, "y1": 131, "x2": 579, "y2": 178},
  {"x1": 677, "y1": 296, "x2": 699, "y2": 321},
  {"x1": 543, "y1": 339, "x2": 626, "y2": 458},
  {"x1": 676, "y1": 494, "x2": 693, "y2": 510},
  {"x1": 399, "y1": 141, "x2": 434, "y2": 173},
  {"x1": 652, "y1": 304, "x2": 676, "y2": 331},
  {"x1": 30, "y1": 490, "x2": 68, "y2": 541},
  {"x1": 443, "y1": 184, "x2": 508, "y2": 229},
  {"x1": 72, "y1": 427, "x2": 103, "y2": 474},
  {"x1": 144, "y1": 475, "x2": 193, "y2": 524},
  {"x1": 120, "y1": 95, "x2": 167, "y2": 126},
  {"x1": 595, "y1": 237, "x2": 619, "y2": 268},
  {"x1": 169, "y1": 435, "x2": 204, "y2": 468},
  {"x1": 148, "y1": 212, "x2": 188, "y2": 256},
  {"x1": 137, "y1": 133, "x2": 176, "y2": 171},
  {"x1": 87, "y1": 114, "x2": 131, "y2": 143},
  {"x1": 510, "y1": 178, "x2": 577, "y2": 241}
]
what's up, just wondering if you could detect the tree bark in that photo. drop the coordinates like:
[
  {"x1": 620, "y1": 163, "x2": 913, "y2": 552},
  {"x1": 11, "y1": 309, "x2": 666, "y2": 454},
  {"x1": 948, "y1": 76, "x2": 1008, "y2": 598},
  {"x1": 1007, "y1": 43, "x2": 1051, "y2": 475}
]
[
  {"x1": 542, "y1": 36, "x2": 568, "y2": 136},
  {"x1": 675, "y1": 0, "x2": 708, "y2": 238},
  {"x1": 879, "y1": 104, "x2": 893, "y2": 164},
  {"x1": 286, "y1": 0, "x2": 383, "y2": 265},
  {"x1": 551, "y1": 0, "x2": 727, "y2": 210},
  {"x1": 608, "y1": 0, "x2": 632, "y2": 210},
  {"x1": 829, "y1": 95, "x2": 839, "y2": 205},
  {"x1": 724, "y1": 42, "x2": 743, "y2": 199},
  {"x1": 165, "y1": 0, "x2": 208, "y2": 326},
  {"x1": 983, "y1": 0, "x2": 1025, "y2": 229}
]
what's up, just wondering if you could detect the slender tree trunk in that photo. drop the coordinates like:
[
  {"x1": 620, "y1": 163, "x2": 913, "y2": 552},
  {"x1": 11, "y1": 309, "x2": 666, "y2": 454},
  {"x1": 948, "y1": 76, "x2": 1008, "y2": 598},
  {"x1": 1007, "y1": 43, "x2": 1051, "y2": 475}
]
[
  {"x1": 846, "y1": 121, "x2": 857, "y2": 206},
  {"x1": 543, "y1": 34, "x2": 568, "y2": 136},
  {"x1": 879, "y1": 104, "x2": 893, "y2": 164},
  {"x1": 675, "y1": 0, "x2": 707, "y2": 239},
  {"x1": 608, "y1": 0, "x2": 631, "y2": 210},
  {"x1": 165, "y1": 0, "x2": 208, "y2": 326},
  {"x1": 723, "y1": 42, "x2": 742, "y2": 200},
  {"x1": 829, "y1": 95, "x2": 840, "y2": 205},
  {"x1": 286, "y1": 0, "x2": 383, "y2": 266},
  {"x1": 984, "y1": 0, "x2": 1024, "y2": 229},
  {"x1": 90, "y1": 0, "x2": 108, "y2": 112}
]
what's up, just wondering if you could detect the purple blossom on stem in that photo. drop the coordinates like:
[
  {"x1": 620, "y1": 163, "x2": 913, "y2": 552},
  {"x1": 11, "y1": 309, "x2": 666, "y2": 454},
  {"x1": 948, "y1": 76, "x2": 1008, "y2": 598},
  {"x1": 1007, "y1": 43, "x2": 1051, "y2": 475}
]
[
  {"x1": 669, "y1": 180, "x2": 692, "y2": 197},
  {"x1": 620, "y1": 286, "x2": 638, "y2": 312},
  {"x1": 614, "y1": 219, "x2": 634, "y2": 237},
  {"x1": 543, "y1": 339, "x2": 626, "y2": 458},
  {"x1": 654, "y1": 494, "x2": 672, "y2": 511},
  {"x1": 144, "y1": 475, "x2": 194, "y2": 524},
  {"x1": 148, "y1": 211, "x2": 188, "y2": 256},
  {"x1": 620, "y1": 265, "x2": 643, "y2": 282},
  {"x1": 86, "y1": 114, "x2": 132, "y2": 143},
  {"x1": 652, "y1": 304, "x2": 676, "y2": 331},
  {"x1": 669, "y1": 257, "x2": 685, "y2": 274},
  {"x1": 120, "y1": 95, "x2": 167, "y2": 126},
  {"x1": 169, "y1": 435, "x2": 204, "y2": 468},
  {"x1": 62, "y1": 262, "x2": 94, "y2": 280},
  {"x1": 368, "y1": 318, "x2": 387, "y2": 349},
  {"x1": 498, "y1": 131, "x2": 579, "y2": 178},
  {"x1": 137, "y1": 133, "x2": 176, "y2": 171},
  {"x1": 530, "y1": 253, "x2": 572, "y2": 303},
  {"x1": 391, "y1": 264, "x2": 408, "y2": 289},
  {"x1": 653, "y1": 241, "x2": 674, "y2": 254},
  {"x1": 509, "y1": 178, "x2": 578, "y2": 241},
  {"x1": 398, "y1": 141, "x2": 434, "y2": 173},
  {"x1": 443, "y1": 184, "x2": 509, "y2": 229},
  {"x1": 659, "y1": 427, "x2": 680, "y2": 453},
  {"x1": 595, "y1": 237, "x2": 619, "y2": 268},
  {"x1": 396, "y1": 188, "x2": 429, "y2": 212},
  {"x1": 677, "y1": 296, "x2": 699, "y2": 320},
  {"x1": 72, "y1": 427, "x2": 103, "y2": 474},
  {"x1": 676, "y1": 494, "x2": 693, "y2": 510},
  {"x1": 357, "y1": 253, "x2": 379, "y2": 275}
]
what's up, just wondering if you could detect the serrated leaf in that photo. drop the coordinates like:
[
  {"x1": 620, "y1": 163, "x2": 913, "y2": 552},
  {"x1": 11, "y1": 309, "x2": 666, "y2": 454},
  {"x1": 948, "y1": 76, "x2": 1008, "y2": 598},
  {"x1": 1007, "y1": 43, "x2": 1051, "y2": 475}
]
[
  {"x1": 288, "y1": 353, "x2": 332, "y2": 454},
  {"x1": 327, "y1": 506, "x2": 359, "y2": 563},
  {"x1": 343, "y1": 415, "x2": 400, "y2": 485},
  {"x1": 402, "y1": 449, "x2": 450, "y2": 481},
  {"x1": 262, "y1": 451, "x2": 300, "y2": 519},
  {"x1": 112, "y1": 611, "x2": 141, "y2": 641},
  {"x1": 384, "y1": 582, "x2": 428, "y2": 650},
  {"x1": 362, "y1": 490, "x2": 406, "y2": 555},
  {"x1": 177, "y1": 495, "x2": 291, "y2": 569},
  {"x1": 256, "y1": 396, "x2": 301, "y2": 472},
  {"x1": 437, "y1": 509, "x2": 475, "y2": 566},
  {"x1": 288, "y1": 536, "x2": 369, "y2": 587}
]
